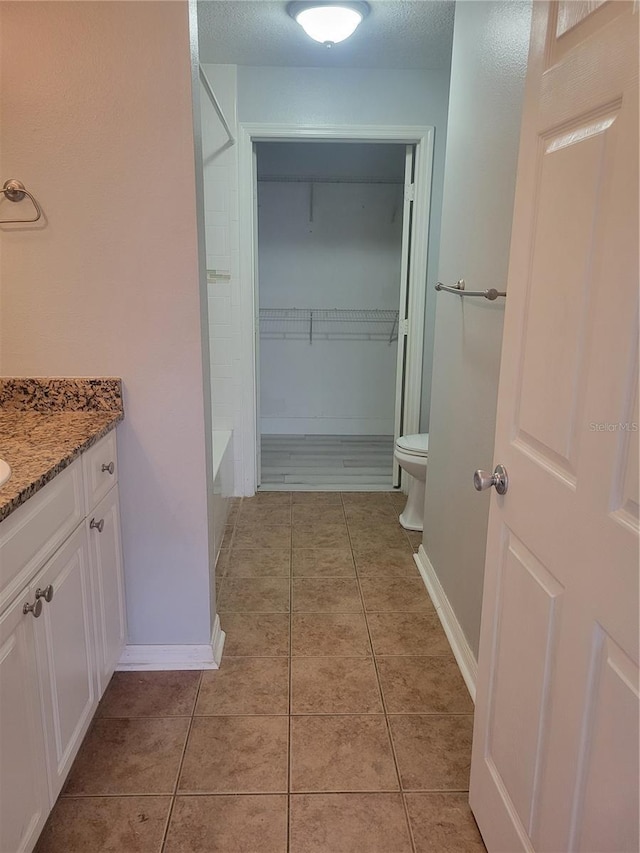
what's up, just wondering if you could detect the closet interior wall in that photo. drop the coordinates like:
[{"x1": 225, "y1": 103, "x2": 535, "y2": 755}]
[{"x1": 257, "y1": 142, "x2": 405, "y2": 441}]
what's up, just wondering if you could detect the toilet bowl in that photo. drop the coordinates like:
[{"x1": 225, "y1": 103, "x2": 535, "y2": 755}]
[{"x1": 394, "y1": 433, "x2": 429, "y2": 531}]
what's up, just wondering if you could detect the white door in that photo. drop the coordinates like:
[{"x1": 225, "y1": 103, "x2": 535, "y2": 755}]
[
  {"x1": 393, "y1": 144, "x2": 415, "y2": 487},
  {"x1": 470, "y1": 3, "x2": 639, "y2": 852}
]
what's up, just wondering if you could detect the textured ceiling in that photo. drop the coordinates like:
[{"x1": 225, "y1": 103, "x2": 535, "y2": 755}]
[{"x1": 197, "y1": 1, "x2": 455, "y2": 70}]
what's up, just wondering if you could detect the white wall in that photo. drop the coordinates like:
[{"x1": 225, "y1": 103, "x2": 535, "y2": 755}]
[
  {"x1": 238, "y1": 65, "x2": 450, "y2": 436},
  {"x1": 257, "y1": 142, "x2": 403, "y2": 435},
  {"x1": 423, "y1": 0, "x2": 532, "y2": 658},
  {"x1": 0, "y1": 1, "x2": 213, "y2": 645}
]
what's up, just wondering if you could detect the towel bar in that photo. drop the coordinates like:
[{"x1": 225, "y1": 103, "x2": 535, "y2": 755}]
[{"x1": 435, "y1": 279, "x2": 506, "y2": 301}]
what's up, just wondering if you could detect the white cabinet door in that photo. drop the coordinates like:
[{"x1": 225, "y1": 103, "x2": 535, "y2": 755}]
[
  {"x1": 31, "y1": 526, "x2": 97, "y2": 802},
  {"x1": 87, "y1": 486, "x2": 127, "y2": 695},
  {"x1": 0, "y1": 589, "x2": 50, "y2": 853}
]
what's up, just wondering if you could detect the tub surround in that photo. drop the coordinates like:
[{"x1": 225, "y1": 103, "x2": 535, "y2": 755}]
[{"x1": 0, "y1": 378, "x2": 123, "y2": 522}]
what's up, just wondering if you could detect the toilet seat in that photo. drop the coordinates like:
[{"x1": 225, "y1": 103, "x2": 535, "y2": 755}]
[{"x1": 396, "y1": 433, "x2": 429, "y2": 457}]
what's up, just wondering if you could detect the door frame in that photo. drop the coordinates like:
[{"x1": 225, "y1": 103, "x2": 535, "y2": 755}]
[{"x1": 238, "y1": 122, "x2": 434, "y2": 494}]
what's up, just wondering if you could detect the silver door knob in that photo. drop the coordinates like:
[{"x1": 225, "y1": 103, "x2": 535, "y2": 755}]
[
  {"x1": 101, "y1": 462, "x2": 115, "y2": 474},
  {"x1": 35, "y1": 584, "x2": 54, "y2": 603},
  {"x1": 474, "y1": 464, "x2": 508, "y2": 495},
  {"x1": 90, "y1": 517, "x2": 105, "y2": 533},
  {"x1": 23, "y1": 599, "x2": 43, "y2": 618}
]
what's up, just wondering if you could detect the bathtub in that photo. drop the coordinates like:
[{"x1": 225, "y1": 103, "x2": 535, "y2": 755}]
[{"x1": 212, "y1": 429, "x2": 233, "y2": 564}]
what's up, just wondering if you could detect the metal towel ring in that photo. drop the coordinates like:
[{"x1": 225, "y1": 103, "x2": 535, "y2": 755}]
[{"x1": 0, "y1": 179, "x2": 43, "y2": 223}]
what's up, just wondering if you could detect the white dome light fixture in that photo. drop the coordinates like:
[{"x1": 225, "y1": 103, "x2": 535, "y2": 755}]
[{"x1": 287, "y1": 2, "x2": 370, "y2": 47}]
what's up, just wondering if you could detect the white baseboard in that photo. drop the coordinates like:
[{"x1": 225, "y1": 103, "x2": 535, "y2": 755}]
[
  {"x1": 414, "y1": 545, "x2": 477, "y2": 702},
  {"x1": 117, "y1": 614, "x2": 226, "y2": 672}
]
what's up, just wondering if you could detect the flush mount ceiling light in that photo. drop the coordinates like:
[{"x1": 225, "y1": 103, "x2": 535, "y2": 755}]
[{"x1": 287, "y1": 2, "x2": 370, "y2": 47}]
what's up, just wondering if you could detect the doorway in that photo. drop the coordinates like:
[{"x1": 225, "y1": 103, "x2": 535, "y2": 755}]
[
  {"x1": 255, "y1": 141, "x2": 411, "y2": 490},
  {"x1": 237, "y1": 123, "x2": 434, "y2": 495}
]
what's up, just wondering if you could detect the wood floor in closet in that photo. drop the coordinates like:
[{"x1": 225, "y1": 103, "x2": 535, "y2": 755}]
[{"x1": 260, "y1": 435, "x2": 394, "y2": 490}]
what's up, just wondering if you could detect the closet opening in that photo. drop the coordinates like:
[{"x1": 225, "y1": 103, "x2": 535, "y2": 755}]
[{"x1": 254, "y1": 140, "x2": 414, "y2": 491}]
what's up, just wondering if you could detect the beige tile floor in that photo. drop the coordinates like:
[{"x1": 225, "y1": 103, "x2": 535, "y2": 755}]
[{"x1": 35, "y1": 492, "x2": 486, "y2": 853}]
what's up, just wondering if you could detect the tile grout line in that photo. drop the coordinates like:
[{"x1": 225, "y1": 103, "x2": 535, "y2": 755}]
[
  {"x1": 377, "y1": 491, "x2": 420, "y2": 853},
  {"x1": 346, "y1": 490, "x2": 418, "y2": 853},
  {"x1": 57, "y1": 785, "x2": 470, "y2": 798},
  {"x1": 159, "y1": 669, "x2": 205, "y2": 853},
  {"x1": 341, "y1": 494, "x2": 402, "y2": 828},
  {"x1": 165, "y1": 710, "x2": 471, "y2": 718},
  {"x1": 56, "y1": 785, "x2": 471, "y2": 801}
]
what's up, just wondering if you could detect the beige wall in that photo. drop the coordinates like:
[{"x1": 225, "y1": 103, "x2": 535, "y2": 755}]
[
  {"x1": 423, "y1": 0, "x2": 532, "y2": 658},
  {"x1": 0, "y1": 1, "x2": 213, "y2": 645}
]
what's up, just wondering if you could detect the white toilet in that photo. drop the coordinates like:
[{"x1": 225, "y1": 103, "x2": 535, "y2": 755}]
[{"x1": 394, "y1": 433, "x2": 429, "y2": 531}]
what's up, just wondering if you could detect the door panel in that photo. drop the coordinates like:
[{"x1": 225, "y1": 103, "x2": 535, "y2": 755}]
[
  {"x1": 487, "y1": 535, "x2": 563, "y2": 836},
  {"x1": 571, "y1": 628, "x2": 639, "y2": 853},
  {"x1": 33, "y1": 526, "x2": 96, "y2": 801},
  {"x1": 0, "y1": 590, "x2": 49, "y2": 853},
  {"x1": 88, "y1": 487, "x2": 126, "y2": 695},
  {"x1": 517, "y1": 110, "x2": 618, "y2": 474},
  {"x1": 470, "y1": 3, "x2": 639, "y2": 851},
  {"x1": 555, "y1": 1, "x2": 606, "y2": 37}
]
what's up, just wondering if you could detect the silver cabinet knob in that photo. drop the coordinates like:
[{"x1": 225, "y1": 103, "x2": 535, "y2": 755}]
[
  {"x1": 90, "y1": 517, "x2": 105, "y2": 533},
  {"x1": 35, "y1": 584, "x2": 54, "y2": 603},
  {"x1": 474, "y1": 464, "x2": 509, "y2": 495},
  {"x1": 101, "y1": 461, "x2": 115, "y2": 475},
  {"x1": 23, "y1": 599, "x2": 43, "y2": 618}
]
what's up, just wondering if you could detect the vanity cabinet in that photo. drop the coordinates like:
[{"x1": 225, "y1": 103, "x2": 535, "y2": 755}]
[{"x1": 0, "y1": 431, "x2": 125, "y2": 853}]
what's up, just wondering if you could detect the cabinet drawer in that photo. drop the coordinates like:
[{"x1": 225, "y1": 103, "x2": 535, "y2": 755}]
[
  {"x1": 83, "y1": 431, "x2": 118, "y2": 512},
  {"x1": 0, "y1": 459, "x2": 84, "y2": 613}
]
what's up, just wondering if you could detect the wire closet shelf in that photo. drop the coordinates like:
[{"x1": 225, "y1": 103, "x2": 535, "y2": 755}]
[{"x1": 259, "y1": 308, "x2": 400, "y2": 343}]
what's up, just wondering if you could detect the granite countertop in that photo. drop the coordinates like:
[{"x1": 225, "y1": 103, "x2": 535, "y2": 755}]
[{"x1": 0, "y1": 378, "x2": 124, "y2": 523}]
